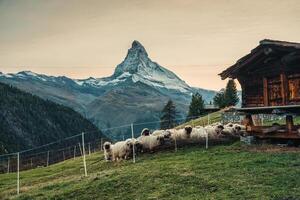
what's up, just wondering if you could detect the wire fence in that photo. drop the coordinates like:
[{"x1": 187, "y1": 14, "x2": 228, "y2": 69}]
[{"x1": 0, "y1": 113, "x2": 239, "y2": 197}]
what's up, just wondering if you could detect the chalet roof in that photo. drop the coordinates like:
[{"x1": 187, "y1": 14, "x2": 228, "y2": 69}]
[{"x1": 219, "y1": 39, "x2": 300, "y2": 80}]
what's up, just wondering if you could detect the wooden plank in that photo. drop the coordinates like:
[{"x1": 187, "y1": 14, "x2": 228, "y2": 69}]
[
  {"x1": 263, "y1": 77, "x2": 269, "y2": 106},
  {"x1": 280, "y1": 73, "x2": 287, "y2": 105}
]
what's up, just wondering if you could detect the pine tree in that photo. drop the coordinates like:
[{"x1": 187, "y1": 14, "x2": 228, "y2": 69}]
[
  {"x1": 213, "y1": 89, "x2": 226, "y2": 108},
  {"x1": 160, "y1": 100, "x2": 177, "y2": 129},
  {"x1": 224, "y1": 79, "x2": 239, "y2": 107},
  {"x1": 187, "y1": 92, "x2": 205, "y2": 121}
]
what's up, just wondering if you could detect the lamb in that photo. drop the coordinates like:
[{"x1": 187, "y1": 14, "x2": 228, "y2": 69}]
[
  {"x1": 103, "y1": 141, "x2": 113, "y2": 161},
  {"x1": 137, "y1": 135, "x2": 164, "y2": 152}
]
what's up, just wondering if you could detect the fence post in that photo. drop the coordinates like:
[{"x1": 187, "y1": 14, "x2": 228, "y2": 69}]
[
  {"x1": 174, "y1": 130, "x2": 178, "y2": 152},
  {"x1": 206, "y1": 132, "x2": 208, "y2": 149},
  {"x1": 82, "y1": 132, "x2": 88, "y2": 177},
  {"x1": 7, "y1": 157, "x2": 10, "y2": 174},
  {"x1": 63, "y1": 150, "x2": 65, "y2": 161},
  {"x1": 131, "y1": 123, "x2": 136, "y2": 163},
  {"x1": 30, "y1": 158, "x2": 33, "y2": 168},
  {"x1": 17, "y1": 152, "x2": 20, "y2": 195},
  {"x1": 88, "y1": 143, "x2": 91, "y2": 156},
  {"x1": 78, "y1": 143, "x2": 82, "y2": 156},
  {"x1": 100, "y1": 138, "x2": 103, "y2": 151},
  {"x1": 46, "y1": 151, "x2": 50, "y2": 167},
  {"x1": 73, "y1": 145, "x2": 76, "y2": 160}
]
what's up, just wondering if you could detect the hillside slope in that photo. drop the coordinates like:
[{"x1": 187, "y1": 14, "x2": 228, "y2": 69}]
[
  {"x1": 0, "y1": 82, "x2": 105, "y2": 154},
  {"x1": 0, "y1": 145, "x2": 299, "y2": 199}
]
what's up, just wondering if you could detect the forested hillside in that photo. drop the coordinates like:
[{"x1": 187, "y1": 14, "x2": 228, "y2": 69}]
[{"x1": 0, "y1": 82, "x2": 105, "y2": 154}]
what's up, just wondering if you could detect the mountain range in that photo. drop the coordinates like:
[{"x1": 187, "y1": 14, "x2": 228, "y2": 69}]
[{"x1": 0, "y1": 41, "x2": 217, "y2": 139}]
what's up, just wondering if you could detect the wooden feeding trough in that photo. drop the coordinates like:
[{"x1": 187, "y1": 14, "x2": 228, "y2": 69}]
[{"x1": 219, "y1": 39, "x2": 300, "y2": 140}]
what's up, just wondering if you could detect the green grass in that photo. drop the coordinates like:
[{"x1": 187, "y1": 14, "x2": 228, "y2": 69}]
[
  {"x1": 1, "y1": 144, "x2": 300, "y2": 200},
  {"x1": 177, "y1": 110, "x2": 223, "y2": 128}
]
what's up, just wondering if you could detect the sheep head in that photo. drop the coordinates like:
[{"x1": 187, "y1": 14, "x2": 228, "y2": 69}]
[
  {"x1": 103, "y1": 142, "x2": 111, "y2": 150},
  {"x1": 184, "y1": 125, "x2": 193, "y2": 135}
]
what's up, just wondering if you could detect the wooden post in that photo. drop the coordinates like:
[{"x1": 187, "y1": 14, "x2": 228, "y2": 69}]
[
  {"x1": 100, "y1": 138, "x2": 103, "y2": 151},
  {"x1": 17, "y1": 152, "x2": 20, "y2": 195},
  {"x1": 205, "y1": 132, "x2": 208, "y2": 149},
  {"x1": 73, "y1": 145, "x2": 76, "y2": 160},
  {"x1": 46, "y1": 151, "x2": 50, "y2": 167},
  {"x1": 131, "y1": 124, "x2": 136, "y2": 163},
  {"x1": 286, "y1": 115, "x2": 294, "y2": 134},
  {"x1": 30, "y1": 158, "x2": 33, "y2": 168},
  {"x1": 78, "y1": 143, "x2": 82, "y2": 156},
  {"x1": 62, "y1": 150, "x2": 65, "y2": 161},
  {"x1": 82, "y1": 132, "x2": 87, "y2": 177},
  {"x1": 263, "y1": 77, "x2": 269, "y2": 106},
  {"x1": 88, "y1": 143, "x2": 91, "y2": 156},
  {"x1": 6, "y1": 158, "x2": 9, "y2": 174},
  {"x1": 244, "y1": 114, "x2": 254, "y2": 131}
]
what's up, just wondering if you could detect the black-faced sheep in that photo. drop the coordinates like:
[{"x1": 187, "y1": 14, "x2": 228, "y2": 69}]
[
  {"x1": 204, "y1": 124, "x2": 224, "y2": 138},
  {"x1": 140, "y1": 128, "x2": 151, "y2": 136},
  {"x1": 103, "y1": 141, "x2": 113, "y2": 161},
  {"x1": 110, "y1": 140, "x2": 133, "y2": 161},
  {"x1": 170, "y1": 126, "x2": 193, "y2": 141}
]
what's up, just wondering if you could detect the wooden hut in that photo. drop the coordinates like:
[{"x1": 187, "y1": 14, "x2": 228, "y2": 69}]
[{"x1": 219, "y1": 39, "x2": 300, "y2": 140}]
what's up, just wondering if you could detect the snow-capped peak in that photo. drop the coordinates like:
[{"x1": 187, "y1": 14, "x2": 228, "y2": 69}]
[{"x1": 0, "y1": 41, "x2": 192, "y2": 93}]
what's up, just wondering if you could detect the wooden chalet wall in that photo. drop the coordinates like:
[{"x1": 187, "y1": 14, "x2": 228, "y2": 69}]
[{"x1": 220, "y1": 39, "x2": 300, "y2": 109}]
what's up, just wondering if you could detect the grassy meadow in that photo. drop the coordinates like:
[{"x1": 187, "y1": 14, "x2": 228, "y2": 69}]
[{"x1": 0, "y1": 143, "x2": 300, "y2": 200}]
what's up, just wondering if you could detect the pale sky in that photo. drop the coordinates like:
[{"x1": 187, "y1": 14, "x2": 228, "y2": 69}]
[{"x1": 0, "y1": 0, "x2": 300, "y2": 90}]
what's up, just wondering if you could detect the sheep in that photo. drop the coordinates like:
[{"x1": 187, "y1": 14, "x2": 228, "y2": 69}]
[
  {"x1": 190, "y1": 126, "x2": 207, "y2": 141},
  {"x1": 140, "y1": 128, "x2": 151, "y2": 136},
  {"x1": 103, "y1": 142, "x2": 113, "y2": 161},
  {"x1": 110, "y1": 140, "x2": 133, "y2": 161},
  {"x1": 152, "y1": 130, "x2": 172, "y2": 138},
  {"x1": 137, "y1": 135, "x2": 164, "y2": 152},
  {"x1": 125, "y1": 138, "x2": 143, "y2": 156},
  {"x1": 204, "y1": 124, "x2": 224, "y2": 138},
  {"x1": 170, "y1": 125, "x2": 193, "y2": 141}
]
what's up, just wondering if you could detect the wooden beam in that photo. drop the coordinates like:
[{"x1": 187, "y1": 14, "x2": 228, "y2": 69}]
[
  {"x1": 263, "y1": 77, "x2": 269, "y2": 106},
  {"x1": 286, "y1": 115, "x2": 294, "y2": 134}
]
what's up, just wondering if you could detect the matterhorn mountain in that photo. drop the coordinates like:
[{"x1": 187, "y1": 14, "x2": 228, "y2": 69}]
[{"x1": 0, "y1": 41, "x2": 216, "y2": 139}]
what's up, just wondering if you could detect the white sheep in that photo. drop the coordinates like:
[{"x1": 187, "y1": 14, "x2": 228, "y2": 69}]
[
  {"x1": 152, "y1": 130, "x2": 172, "y2": 138},
  {"x1": 190, "y1": 126, "x2": 207, "y2": 141},
  {"x1": 103, "y1": 141, "x2": 113, "y2": 161},
  {"x1": 204, "y1": 124, "x2": 224, "y2": 138},
  {"x1": 111, "y1": 140, "x2": 132, "y2": 161},
  {"x1": 137, "y1": 135, "x2": 164, "y2": 152},
  {"x1": 170, "y1": 126, "x2": 193, "y2": 141}
]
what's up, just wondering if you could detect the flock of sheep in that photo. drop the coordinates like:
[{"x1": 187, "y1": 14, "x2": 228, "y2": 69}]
[{"x1": 103, "y1": 122, "x2": 246, "y2": 162}]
